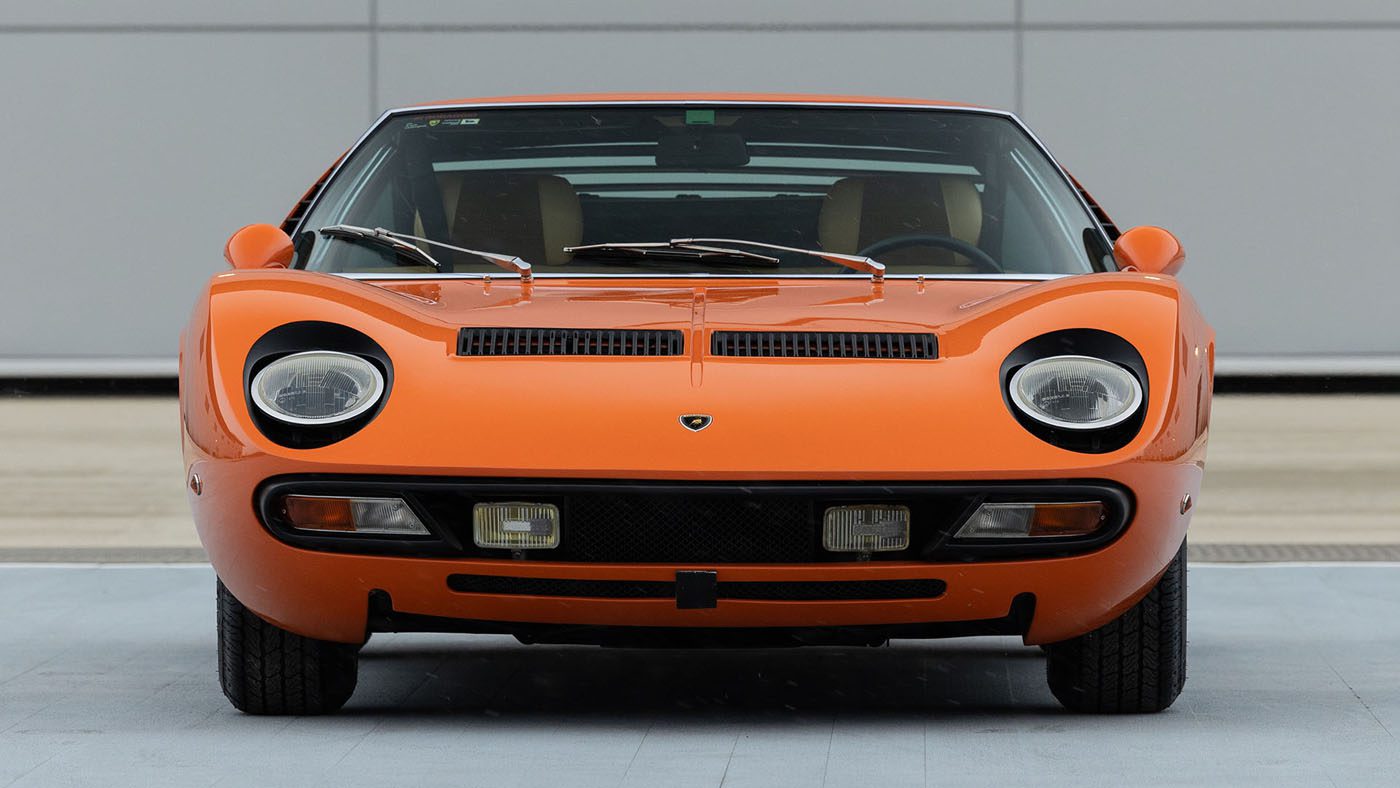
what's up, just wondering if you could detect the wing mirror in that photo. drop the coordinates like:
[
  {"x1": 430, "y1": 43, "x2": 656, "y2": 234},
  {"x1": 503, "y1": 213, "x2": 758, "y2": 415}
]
[
  {"x1": 1112, "y1": 226, "x2": 1184, "y2": 275},
  {"x1": 225, "y1": 224, "x2": 294, "y2": 269}
]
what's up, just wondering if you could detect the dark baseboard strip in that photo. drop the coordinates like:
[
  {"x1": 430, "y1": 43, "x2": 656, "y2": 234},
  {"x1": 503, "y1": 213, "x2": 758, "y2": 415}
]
[
  {"x1": 1215, "y1": 376, "x2": 1400, "y2": 394},
  {"x1": 0, "y1": 378, "x2": 178, "y2": 396}
]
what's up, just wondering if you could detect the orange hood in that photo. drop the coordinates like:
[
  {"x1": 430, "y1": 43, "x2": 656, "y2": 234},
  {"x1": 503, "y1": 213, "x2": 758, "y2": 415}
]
[{"x1": 191, "y1": 271, "x2": 1200, "y2": 479}]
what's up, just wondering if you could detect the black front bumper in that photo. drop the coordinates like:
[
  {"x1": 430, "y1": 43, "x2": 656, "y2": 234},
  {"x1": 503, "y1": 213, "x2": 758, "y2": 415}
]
[{"x1": 256, "y1": 477, "x2": 1133, "y2": 563}]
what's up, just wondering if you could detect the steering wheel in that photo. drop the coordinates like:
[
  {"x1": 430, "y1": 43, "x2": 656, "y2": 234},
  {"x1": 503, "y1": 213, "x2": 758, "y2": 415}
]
[{"x1": 858, "y1": 233, "x2": 1001, "y2": 273}]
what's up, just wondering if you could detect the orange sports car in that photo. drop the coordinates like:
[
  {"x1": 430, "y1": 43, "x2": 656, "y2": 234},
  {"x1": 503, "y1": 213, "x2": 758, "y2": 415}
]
[{"x1": 182, "y1": 94, "x2": 1212, "y2": 715}]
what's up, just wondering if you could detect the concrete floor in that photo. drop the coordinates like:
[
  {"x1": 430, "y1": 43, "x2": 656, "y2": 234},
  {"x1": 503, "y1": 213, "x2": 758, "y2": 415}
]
[
  {"x1": 1, "y1": 563, "x2": 1398, "y2": 787},
  {"x1": 1, "y1": 395, "x2": 1399, "y2": 553}
]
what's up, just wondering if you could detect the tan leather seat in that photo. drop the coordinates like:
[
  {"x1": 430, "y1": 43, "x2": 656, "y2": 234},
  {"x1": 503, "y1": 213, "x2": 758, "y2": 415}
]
[
  {"x1": 818, "y1": 174, "x2": 983, "y2": 270},
  {"x1": 442, "y1": 172, "x2": 582, "y2": 267}
]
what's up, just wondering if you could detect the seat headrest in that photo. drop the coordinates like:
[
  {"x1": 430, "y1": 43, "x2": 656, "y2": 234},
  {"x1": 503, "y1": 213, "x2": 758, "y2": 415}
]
[
  {"x1": 450, "y1": 173, "x2": 582, "y2": 266},
  {"x1": 818, "y1": 174, "x2": 983, "y2": 267}
]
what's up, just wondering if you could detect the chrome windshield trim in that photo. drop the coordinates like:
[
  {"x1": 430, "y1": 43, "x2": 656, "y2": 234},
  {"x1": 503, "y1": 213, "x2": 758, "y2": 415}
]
[
  {"x1": 290, "y1": 100, "x2": 1114, "y2": 269},
  {"x1": 332, "y1": 272, "x2": 1075, "y2": 281}
]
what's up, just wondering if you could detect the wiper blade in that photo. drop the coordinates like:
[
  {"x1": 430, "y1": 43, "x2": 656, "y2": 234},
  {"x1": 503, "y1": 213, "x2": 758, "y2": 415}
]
[
  {"x1": 320, "y1": 225, "x2": 534, "y2": 281},
  {"x1": 321, "y1": 225, "x2": 444, "y2": 271},
  {"x1": 564, "y1": 241, "x2": 780, "y2": 267},
  {"x1": 673, "y1": 238, "x2": 886, "y2": 281},
  {"x1": 565, "y1": 238, "x2": 885, "y2": 280}
]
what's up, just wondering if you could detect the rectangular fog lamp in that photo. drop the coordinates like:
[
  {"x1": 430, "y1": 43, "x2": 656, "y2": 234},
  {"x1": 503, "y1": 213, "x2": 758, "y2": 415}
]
[
  {"x1": 282, "y1": 495, "x2": 431, "y2": 536},
  {"x1": 954, "y1": 502, "x2": 1106, "y2": 539},
  {"x1": 822, "y1": 505, "x2": 911, "y2": 552},
  {"x1": 473, "y1": 502, "x2": 560, "y2": 550}
]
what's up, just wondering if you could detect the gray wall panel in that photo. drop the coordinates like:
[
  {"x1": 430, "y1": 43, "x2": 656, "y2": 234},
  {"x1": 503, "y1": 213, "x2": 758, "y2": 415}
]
[
  {"x1": 1023, "y1": 30, "x2": 1400, "y2": 357},
  {"x1": 1, "y1": 7, "x2": 1397, "y2": 373},
  {"x1": 0, "y1": 1, "x2": 370, "y2": 26},
  {"x1": 375, "y1": 31, "x2": 1016, "y2": 112},
  {"x1": 377, "y1": 1, "x2": 1014, "y2": 26},
  {"x1": 0, "y1": 33, "x2": 369, "y2": 362},
  {"x1": 1024, "y1": 1, "x2": 1400, "y2": 24}
]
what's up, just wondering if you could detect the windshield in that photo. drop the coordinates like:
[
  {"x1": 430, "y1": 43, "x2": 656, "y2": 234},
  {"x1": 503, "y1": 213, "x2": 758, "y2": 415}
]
[{"x1": 296, "y1": 105, "x2": 1111, "y2": 277}]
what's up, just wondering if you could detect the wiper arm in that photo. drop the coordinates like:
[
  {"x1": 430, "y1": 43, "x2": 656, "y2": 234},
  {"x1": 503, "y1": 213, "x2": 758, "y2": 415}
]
[
  {"x1": 320, "y1": 225, "x2": 534, "y2": 281},
  {"x1": 564, "y1": 241, "x2": 780, "y2": 267},
  {"x1": 672, "y1": 238, "x2": 886, "y2": 281},
  {"x1": 321, "y1": 225, "x2": 444, "y2": 272},
  {"x1": 565, "y1": 238, "x2": 884, "y2": 279}
]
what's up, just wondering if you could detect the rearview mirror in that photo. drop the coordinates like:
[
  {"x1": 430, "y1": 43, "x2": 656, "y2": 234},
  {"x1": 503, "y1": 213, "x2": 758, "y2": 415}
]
[
  {"x1": 655, "y1": 132, "x2": 750, "y2": 168},
  {"x1": 1112, "y1": 226, "x2": 1184, "y2": 275},
  {"x1": 225, "y1": 224, "x2": 294, "y2": 269}
]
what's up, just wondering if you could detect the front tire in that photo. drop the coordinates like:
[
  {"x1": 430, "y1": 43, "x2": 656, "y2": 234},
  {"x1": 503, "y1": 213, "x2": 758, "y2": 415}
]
[
  {"x1": 217, "y1": 579, "x2": 359, "y2": 715},
  {"x1": 1044, "y1": 541, "x2": 1187, "y2": 713}
]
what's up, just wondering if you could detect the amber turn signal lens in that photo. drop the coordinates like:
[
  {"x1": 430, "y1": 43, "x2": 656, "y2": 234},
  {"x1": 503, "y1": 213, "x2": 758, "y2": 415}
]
[
  {"x1": 954, "y1": 502, "x2": 1106, "y2": 539},
  {"x1": 1026, "y1": 502, "x2": 1107, "y2": 537},
  {"x1": 281, "y1": 495, "x2": 430, "y2": 535},
  {"x1": 284, "y1": 496, "x2": 355, "y2": 531}
]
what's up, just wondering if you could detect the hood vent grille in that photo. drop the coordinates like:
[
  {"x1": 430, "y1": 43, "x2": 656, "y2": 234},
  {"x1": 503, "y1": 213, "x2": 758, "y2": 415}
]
[
  {"x1": 711, "y1": 331, "x2": 937, "y2": 359},
  {"x1": 459, "y1": 328, "x2": 684, "y2": 357}
]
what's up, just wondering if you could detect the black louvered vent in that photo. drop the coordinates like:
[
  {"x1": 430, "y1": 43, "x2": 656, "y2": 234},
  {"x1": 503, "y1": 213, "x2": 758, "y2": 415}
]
[
  {"x1": 279, "y1": 169, "x2": 333, "y2": 235},
  {"x1": 711, "y1": 331, "x2": 937, "y2": 360},
  {"x1": 458, "y1": 328, "x2": 684, "y2": 357}
]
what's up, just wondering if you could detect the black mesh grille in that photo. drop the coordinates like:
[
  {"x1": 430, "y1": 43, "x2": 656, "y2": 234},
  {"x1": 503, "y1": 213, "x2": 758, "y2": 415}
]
[
  {"x1": 711, "y1": 331, "x2": 937, "y2": 359},
  {"x1": 563, "y1": 493, "x2": 815, "y2": 563},
  {"x1": 719, "y1": 579, "x2": 945, "y2": 600},
  {"x1": 459, "y1": 328, "x2": 684, "y2": 356},
  {"x1": 448, "y1": 575, "x2": 946, "y2": 601},
  {"x1": 449, "y1": 575, "x2": 673, "y2": 598}
]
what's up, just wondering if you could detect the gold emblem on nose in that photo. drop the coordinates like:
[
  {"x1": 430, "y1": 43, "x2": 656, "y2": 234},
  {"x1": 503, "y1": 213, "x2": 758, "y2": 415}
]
[{"x1": 679, "y1": 414, "x2": 713, "y2": 432}]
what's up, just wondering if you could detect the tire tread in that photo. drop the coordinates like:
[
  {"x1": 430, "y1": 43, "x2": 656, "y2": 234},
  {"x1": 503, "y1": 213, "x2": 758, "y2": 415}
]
[
  {"x1": 1045, "y1": 541, "x2": 1187, "y2": 713},
  {"x1": 217, "y1": 579, "x2": 357, "y2": 715}
]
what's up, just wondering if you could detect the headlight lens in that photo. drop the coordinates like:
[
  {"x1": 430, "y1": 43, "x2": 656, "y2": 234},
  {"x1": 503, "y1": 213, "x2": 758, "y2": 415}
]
[
  {"x1": 250, "y1": 350, "x2": 385, "y2": 425},
  {"x1": 1009, "y1": 355, "x2": 1143, "y2": 430}
]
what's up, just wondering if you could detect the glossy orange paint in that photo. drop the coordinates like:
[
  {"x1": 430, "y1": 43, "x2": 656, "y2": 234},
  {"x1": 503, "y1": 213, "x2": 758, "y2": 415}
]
[
  {"x1": 1113, "y1": 226, "x2": 1186, "y2": 276},
  {"x1": 181, "y1": 271, "x2": 1213, "y2": 646},
  {"x1": 223, "y1": 224, "x2": 294, "y2": 269}
]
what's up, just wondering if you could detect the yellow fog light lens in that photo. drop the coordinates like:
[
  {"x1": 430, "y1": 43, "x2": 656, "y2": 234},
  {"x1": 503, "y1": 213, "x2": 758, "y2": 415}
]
[
  {"x1": 473, "y1": 502, "x2": 560, "y2": 549},
  {"x1": 954, "y1": 502, "x2": 1106, "y2": 539},
  {"x1": 282, "y1": 495, "x2": 430, "y2": 535},
  {"x1": 822, "y1": 505, "x2": 911, "y2": 552}
]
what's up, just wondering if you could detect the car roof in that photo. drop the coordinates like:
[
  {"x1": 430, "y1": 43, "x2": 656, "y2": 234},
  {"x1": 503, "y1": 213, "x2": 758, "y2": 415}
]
[{"x1": 403, "y1": 93, "x2": 987, "y2": 111}]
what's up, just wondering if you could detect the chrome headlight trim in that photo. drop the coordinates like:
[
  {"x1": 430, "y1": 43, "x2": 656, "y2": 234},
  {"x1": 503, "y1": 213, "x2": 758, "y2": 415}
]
[
  {"x1": 1008, "y1": 354, "x2": 1144, "y2": 431},
  {"x1": 249, "y1": 350, "x2": 386, "y2": 426}
]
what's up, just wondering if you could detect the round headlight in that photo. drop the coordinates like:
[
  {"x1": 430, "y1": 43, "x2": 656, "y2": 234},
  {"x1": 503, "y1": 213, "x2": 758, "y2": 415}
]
[
  {"x1": 250, "y1": 351, "x2": 385, "y2": 425},
  {"x1": 1009, "y1": 355, "x2": 1143, "y2": 430}
]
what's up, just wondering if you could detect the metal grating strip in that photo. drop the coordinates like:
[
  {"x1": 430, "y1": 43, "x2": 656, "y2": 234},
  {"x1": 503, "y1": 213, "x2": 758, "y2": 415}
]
[
  {"x1": 711, "y1": 331, "x2": 937, "y2": 359},
  {"x1": 459, "y1": 328, "x2": 684, "y2": 356}
]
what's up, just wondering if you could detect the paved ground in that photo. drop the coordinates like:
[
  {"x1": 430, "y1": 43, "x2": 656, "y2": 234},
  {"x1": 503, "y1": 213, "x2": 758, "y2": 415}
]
[
  {"x1": 1, "y1": 563, "x2": 1397, "y2": 787},
  {"x1": 1, "y1": 395, "x2": 1398, "y2": 554}
]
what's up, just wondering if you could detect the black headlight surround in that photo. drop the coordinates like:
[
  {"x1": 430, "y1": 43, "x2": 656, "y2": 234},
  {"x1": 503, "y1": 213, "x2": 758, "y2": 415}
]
[
  {"x1": 1000, "y1": 329, "x2": 1148, "y2": 454},
  {"x1": 243, "y1": 321, "x2": 393, "y2": 449}
]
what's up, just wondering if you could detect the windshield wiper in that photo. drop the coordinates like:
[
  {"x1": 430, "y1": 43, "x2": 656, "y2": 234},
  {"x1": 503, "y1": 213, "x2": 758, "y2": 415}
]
[
  {"x1": 565, "y1": 238, "x2": 886, "y2": 280},
  {"x1": 674, "y1": 238, "x2": 886, "y2": 281},
  {"x1": 564, "y1": 241, "x2": 781, "y2": 267},
  {"x1": 320, "y1": 225, "x2": 534, "y2": 281}
]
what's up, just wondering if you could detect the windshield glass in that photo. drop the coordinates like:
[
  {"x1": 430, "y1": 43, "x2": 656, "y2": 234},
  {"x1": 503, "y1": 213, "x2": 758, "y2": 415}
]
[{"x1": 297, "y1": 106, "x2": 1111, "y2": 276}]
